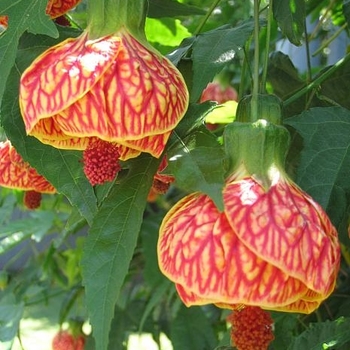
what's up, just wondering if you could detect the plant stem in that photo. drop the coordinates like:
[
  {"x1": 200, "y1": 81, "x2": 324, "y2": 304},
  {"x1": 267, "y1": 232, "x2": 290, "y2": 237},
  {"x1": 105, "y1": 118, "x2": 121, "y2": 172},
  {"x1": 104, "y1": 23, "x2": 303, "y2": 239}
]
[
  {"x1": 312, "y1": 23, "x2": 348, "y2": 57},
  {"x1": 308, "y1": 0, "x2": 337, "y2": 41},
  {"x1": 260, "y1": 0, "x2": 273, "y2": 93},
  {"x1": 283, "y1": 52, "x2": 350, "y2": 106},
  {"x1": 193, "y1": 0, "x2": 222, "y2": 35},
  {"x1": 304, "y1": 17, "x2": 312, "y2": 84},
  {"x1": 251, "y1": 0, "x2": 260, "y2": 121}
]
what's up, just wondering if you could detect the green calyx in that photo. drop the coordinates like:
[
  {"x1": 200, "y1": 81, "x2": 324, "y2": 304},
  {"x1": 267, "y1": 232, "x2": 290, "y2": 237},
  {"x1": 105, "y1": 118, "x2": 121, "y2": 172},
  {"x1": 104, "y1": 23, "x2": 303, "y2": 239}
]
[
  {"x1": 236, "y1": 94, "x2": 283, "y2": 124},
  {"x1": 224, "y1": 94, "x2": 290, "y2": 189},
  {"x1": 87, "y1": 0, "x2": 148, "y2": 40}
]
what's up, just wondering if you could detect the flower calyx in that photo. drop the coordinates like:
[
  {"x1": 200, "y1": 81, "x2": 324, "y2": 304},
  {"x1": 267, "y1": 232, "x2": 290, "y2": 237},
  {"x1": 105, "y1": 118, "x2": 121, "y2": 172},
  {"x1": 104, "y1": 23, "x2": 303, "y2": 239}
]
[{"x1": 224, "y1": 94, "x2": 290, "y2": 190}]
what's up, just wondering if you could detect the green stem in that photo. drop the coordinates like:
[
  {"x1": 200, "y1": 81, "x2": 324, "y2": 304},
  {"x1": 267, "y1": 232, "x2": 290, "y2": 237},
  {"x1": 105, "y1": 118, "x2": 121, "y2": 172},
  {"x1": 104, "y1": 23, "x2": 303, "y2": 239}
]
[
  {"x1": 283, "y1": 52, "x2": 350, "y2": 106},
  {"x1": 87, "y1": 0, "x2": 147, "y2": 39},
  {"x1": 308, "y1": 0, "x2": 337, "y2": 41},
  {"x1": 312, "y1": 23, "x2": 348, "y2": 57},
  {"x1": 260, "y1": 0, "x2": 273, "y2": 93},
  {"x1": 193, "y1": 0, "x2": 222, "y2": 35},
  {"x1": 304, "y1": 17, "x2": 312, "y2": 85},
  {"x1": 251, "y1": 0, "x2": 260, "y2": 121}
]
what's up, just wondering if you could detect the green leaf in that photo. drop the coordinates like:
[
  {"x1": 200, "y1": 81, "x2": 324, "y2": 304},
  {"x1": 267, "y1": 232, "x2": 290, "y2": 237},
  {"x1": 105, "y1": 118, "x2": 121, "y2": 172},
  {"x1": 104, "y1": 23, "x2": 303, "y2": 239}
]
[
  {"x1": 271, "y1": 312, "x2": 299, "y2": 350},
  {"x1": 343, "y1": 0, "x2": 350, "y2": 27},
  {"x1": 285, "y1": 107, "x2": 350, "y2": 228},
  {"x1": 0, "y1": 211, "x2": 54, "y2": 254},
  {"x1": 145, "y1": 18, "x2": 191, "y2": 48},
  {"x1": 171, "y1": 305, "x2": 217, "y2": 350},
  {"x1": 0, "y1": 293, "x2": 24, "y2": 344},
  {"x1": 191, "y1": 20, "x2": 255, "y2": 102},
  {"x1": 138, "y1": 279, "x2": 171, "y2": 332},
  {"x1": 81, "y1": 154, "x2": 160, "y2": 350},
  {"x1": 317, "y1": 59, "x2": 350, "y2": 110},
  {"x1": 1, "y1": 66, "x2": 97, "y2": 225},
  {"x1": 168, "y1": 130, "x2": 226, "y2": 211},
  {"x1": 288, "y1": 317, "x2": 350, "y2": 350},
  {"x1": 273, "y1": 0, "x2": 305, "y2": 46},
  {"x1": 0, "y1": 192, "x2": 16, "y2": 226},
  {"x1": 148, "y1": 0, "x2": 205, "y2": 18},
  {"x1": 205, "y1": 101, "x2": 238, "y2": 125},
  {"x1": 0, "y1": 0, "x2": 58, "y2": 104},
  {"x1": 141, "y1": 213, "x2": 166, "y2": 288},
  {"x1": 267, "y1": 51, "x2": 305, "y2": 100}
]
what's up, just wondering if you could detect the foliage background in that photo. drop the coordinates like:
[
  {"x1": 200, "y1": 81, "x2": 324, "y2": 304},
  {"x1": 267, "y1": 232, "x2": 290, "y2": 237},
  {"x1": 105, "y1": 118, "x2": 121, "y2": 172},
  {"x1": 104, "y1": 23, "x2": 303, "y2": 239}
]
[{"x1": 1, "y1": 0, "x2": 350, "y2": 349}]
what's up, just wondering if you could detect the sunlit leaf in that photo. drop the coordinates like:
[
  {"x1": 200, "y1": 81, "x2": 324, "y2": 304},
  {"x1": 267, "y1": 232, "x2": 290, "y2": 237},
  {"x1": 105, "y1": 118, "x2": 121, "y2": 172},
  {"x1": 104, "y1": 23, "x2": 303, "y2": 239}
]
[{"x1": 146, "y1": 17, "x2": 191, "y2": 48}]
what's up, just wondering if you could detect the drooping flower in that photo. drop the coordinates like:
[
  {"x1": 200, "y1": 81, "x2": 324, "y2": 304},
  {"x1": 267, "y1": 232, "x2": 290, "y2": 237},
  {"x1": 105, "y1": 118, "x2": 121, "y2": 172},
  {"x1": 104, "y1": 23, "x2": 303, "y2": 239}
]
[
  {"x1": 46, "y1": 0, "x2": 81, "y2": 19},
  {"x1": 147, "y1": 155, "x2": 175, "y2": 202},
  {"x1": 0, "y1": 141, "x2": 55, "y2": 208},
  {"x1": 200, "y1": 81, "x2": 238, "y2": 130},
  {"x1": 19, "y1": 1, "x2": 189, "y2": 163},
  {"x1": 200, "y1": 81, "x2": 238, "y2": 104},
  {"x1": 0, "y1": 0, "x2": 80, "y2": 30},
  {"x1": 227, "y1": 306, "x2": 275, "y2": 350},
  {"x1": 157, "y1": 95, "x2": 340, "y2": 314}
]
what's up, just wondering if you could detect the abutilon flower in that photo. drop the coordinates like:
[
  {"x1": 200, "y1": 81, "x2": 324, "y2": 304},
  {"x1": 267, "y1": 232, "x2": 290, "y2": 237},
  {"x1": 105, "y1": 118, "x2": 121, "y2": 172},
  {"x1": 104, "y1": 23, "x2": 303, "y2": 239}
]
[
  {"x1": 46, "y1": 0, "x2": 81, "y2": 19},
  {"x1": 0, "y1": 141, "x2": 55, "y2": 208},
  {"x1": 200, "y1": 81, "x2": 238, "y2": 130},
  {"x1": 0, "y1": 0, "x2": 80, "y2": 30},
  {"x1": 227, "y1": 306, "x2": 275, "y2": 350},
  {"x1": 0, "y1": 16, "x2": 7, "y2": 29},
  {"x1": 19, "y1": 1, "x2": 189, "y2": 165},
  {"x1": 157, "y1": 95, "x2": 340, "y2": 314},
  {"x1": 147, "y1": 156, "x2": 175, "y2": 202},
  {"x1": 200, "y1": 81, "x2": 238, "y2": 104}
]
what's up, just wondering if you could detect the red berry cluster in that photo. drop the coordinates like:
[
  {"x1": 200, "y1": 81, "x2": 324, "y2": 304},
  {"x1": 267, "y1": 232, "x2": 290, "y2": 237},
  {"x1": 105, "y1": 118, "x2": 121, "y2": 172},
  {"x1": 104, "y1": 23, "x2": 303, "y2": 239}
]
[
  {"x1": 227, "y1": 306, "x2": 275, "y2": 350},
  {"x1": 52, "y1": 330, "x2": 85, "y2": 350},
  {"x1": 83, "y1": 140, "x2": 121, "y2": 186},
  {"x1": 23, "y1": 191, "x2": 42, "y2": 209}
]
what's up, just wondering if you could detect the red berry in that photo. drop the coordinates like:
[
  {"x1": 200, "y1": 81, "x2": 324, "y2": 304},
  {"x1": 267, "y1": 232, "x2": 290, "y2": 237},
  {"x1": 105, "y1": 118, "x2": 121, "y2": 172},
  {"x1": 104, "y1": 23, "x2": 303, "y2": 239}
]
[
  {"x1": 52, "y1": 331, "x2": 85, "y2": 350},
  {"x1": 23, "y1": 191, "x2": 42, "y2": 209},
  {"x1": 83, "y1": 139, "x2": 121, "y2": 186},
  {"x1": 227, "y1": 306, "x2": 274, "y2": 350}
]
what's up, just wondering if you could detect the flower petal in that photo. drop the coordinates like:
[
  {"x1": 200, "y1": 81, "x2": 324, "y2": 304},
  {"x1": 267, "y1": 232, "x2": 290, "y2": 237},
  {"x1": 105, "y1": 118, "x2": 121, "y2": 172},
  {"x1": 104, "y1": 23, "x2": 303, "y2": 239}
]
[
  {"x1": 223, "y1": 177, "x2": 340, "y2": 297},
  {"x1": 20, "y1": 33, "x2": 121, "y2": 134},
  {"x1": 20, "y1": 30, "x2": 188, "y2": 157},
  {"x1": 0, "y1": 141, "x2": 55, "y2": 193},
  {"x1": 158, "y1": 192, "x2": 310, "y2": 310},
  {"x1": 47, "y1": 0, "x2": 81, "y2": 19}
]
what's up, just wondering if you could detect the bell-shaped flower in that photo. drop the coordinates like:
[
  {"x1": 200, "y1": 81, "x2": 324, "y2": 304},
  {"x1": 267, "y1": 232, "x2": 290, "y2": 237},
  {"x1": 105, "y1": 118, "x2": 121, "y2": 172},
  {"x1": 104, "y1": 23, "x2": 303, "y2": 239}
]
[
  {"x1": 19, "y1": 0, "x2": 189, "y2": 162},
  {"x1": 157, "y1": 95, "x2": 340, "y2": 314},
  {"x1": 200, "y1": 81, "x2": 238, "y2": 104},
  {"x1": 0, "y1": 0, "x2": 81, "y2": 30},
  {"x1": 0, "y1": 141, "x2": 56, "y2": 208}
]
